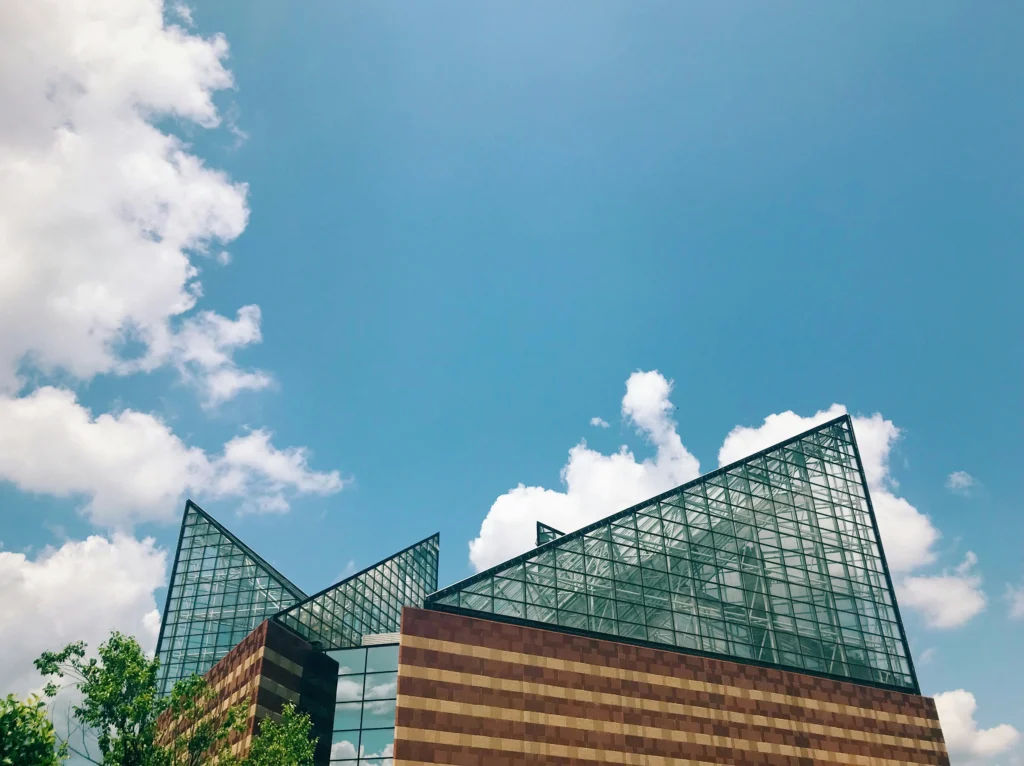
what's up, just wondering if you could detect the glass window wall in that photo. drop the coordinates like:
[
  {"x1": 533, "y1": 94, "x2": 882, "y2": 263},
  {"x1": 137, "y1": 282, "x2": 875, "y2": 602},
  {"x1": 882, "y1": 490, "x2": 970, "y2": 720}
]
[
  {"x1": 329, "y1": 645, "x2": 398, "y2": 766},
  {"x1": 428, "y1": 416, "x2": 917, "y2": 691}
]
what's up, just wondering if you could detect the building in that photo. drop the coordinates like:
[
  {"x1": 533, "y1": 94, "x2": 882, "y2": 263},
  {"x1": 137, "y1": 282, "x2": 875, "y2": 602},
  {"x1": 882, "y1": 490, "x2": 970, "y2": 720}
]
[{"x1": 155, "y1": 414, "x2": 949, "y2": 765}]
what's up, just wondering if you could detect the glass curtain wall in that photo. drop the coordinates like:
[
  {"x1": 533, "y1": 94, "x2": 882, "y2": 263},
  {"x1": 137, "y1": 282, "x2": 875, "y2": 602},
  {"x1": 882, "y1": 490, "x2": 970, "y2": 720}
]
[
  {"x1": 328, "y1": 645, "x2": 398, "y2": 765},
  {"x1": 428, "y1": 416, "x2": 917, "y2": 691},
  {"x1": 154, "y1": 501, "x2": 307, "y2": 695}
]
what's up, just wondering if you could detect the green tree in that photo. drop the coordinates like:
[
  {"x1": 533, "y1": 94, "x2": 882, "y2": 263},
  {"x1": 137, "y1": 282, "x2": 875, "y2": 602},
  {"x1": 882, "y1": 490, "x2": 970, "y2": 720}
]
[
  {"x1": 0, "y1": 693, "x2": 67, "y2": 766},
  {"x1": 35, "y1": 630, "x2": 319, "y2": 765},
  {"x1": 160, "y1": 675, "x2": 245, "y2": 766},
  {"x1": 35, "y1": 633, "x2": 162, "y2": 765},
  {"x1": 243, "y1": 704, "x2": 316, "y2": 766},
  {"x1": 35, "y1": 633, "x2": 245, "y2": 766}
]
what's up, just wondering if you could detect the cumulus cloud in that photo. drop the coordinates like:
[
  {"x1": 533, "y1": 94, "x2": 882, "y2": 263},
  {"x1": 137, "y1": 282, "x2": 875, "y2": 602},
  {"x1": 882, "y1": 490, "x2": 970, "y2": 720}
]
[
  {"x1": 0, "y1": 535, "x2": 166, "y2": 696},
  {"x1": 330, "y1": 740, "x2": 392, "y2": 763},
  {"x1": 143, "y1": 305, "x2": 273, "y2": 406},
  {"x1": 946, "y1": 471, "x2": 977, "y2": 496},
  {"x1": 0, "y1": 0, "x2": 267, "y2": 401},
  {"x1": 0, "y1": 0, "x2": 344, "y2": 713},
  {"x1": 896, "y1": 552, "x2": 987, "y2": 629},
  {"x1": 171, "y1": 2, "x2": 194, "y2": 26},
  {"x1": 718, "y1": 405, "x2": 939, "y2": 574},
  {"x1": 0, "y1": 387, "x2": 345, "y2": 526},
  {"x1": 590, "y1": 417, "x2": 610, "y2": 429},
  {"x1": 469, "y1": 371, "x2": 700, "y2": 571},
  {"x1": 934, "y1": 689, "x2": 1020, "y2": 761},
  {"x1": 1008, "y1": 583, "x2": 1024, "y2": 620}
]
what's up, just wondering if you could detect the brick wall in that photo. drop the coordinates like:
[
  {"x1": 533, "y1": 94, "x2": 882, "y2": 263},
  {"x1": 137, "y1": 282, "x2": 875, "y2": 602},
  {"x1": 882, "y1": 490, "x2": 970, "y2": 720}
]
[
  {"x1": 157, "y1": 618, "x2": 337, "y2": 765},
  {"x1": 395, "y1": 607, "x2": 948, "y2": 766}
]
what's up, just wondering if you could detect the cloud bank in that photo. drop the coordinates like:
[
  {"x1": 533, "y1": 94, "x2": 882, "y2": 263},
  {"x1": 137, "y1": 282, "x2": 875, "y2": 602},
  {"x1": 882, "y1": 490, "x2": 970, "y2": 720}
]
[
  {"x1": 0, "y1": 0, "x2": 345, "y2": 696},
  {"x1": 934, "y1": 689, "x2": 1020, "y2": 761},
  {"x1": 0, "y1": 535, "x2": 166, "y2": 695},
  {"x1": 0, "y1": 387, "x2": 343, "y2": 526}
]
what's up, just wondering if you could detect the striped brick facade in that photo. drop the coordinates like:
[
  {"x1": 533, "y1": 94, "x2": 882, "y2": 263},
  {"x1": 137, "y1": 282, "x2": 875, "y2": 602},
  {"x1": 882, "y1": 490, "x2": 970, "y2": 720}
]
[
  {"x1": 394, "y1": 607, "x2": 949, "y2": 766},
  {"x1": 157, "y1": 618, "x2": 337, "y2": 764}
]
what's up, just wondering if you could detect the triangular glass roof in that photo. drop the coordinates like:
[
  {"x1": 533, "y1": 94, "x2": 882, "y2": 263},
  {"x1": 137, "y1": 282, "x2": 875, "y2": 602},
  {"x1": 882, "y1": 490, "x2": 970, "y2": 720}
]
[
  {"x1": 154, "y1": 501, "x2": 308, "y2": 695},
  {"x1": 536, "y1": 521, "x2": 565, "y2": 546},
  {"x1": 273, "y1": 533, "x2": 439, "y2": 650},
  {"x1": 427, "y1": 415, "x2": 918, "y2": 692}
]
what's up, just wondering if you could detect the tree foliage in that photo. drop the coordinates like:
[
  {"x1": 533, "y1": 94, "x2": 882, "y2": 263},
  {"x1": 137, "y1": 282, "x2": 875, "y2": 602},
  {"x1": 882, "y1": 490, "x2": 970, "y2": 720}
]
[
  {"x1": 34, "y1": 631, "x2": 320, "y2": 765},
  {"x1": 35, "y1": 633, "x2": 161, "y2": 765},
  {"x1": 244, "y1": 704, "x2": 317, "y2": 766},
  {"x1": 0, "y1": 693, "x2": 67, "y2": 766}
]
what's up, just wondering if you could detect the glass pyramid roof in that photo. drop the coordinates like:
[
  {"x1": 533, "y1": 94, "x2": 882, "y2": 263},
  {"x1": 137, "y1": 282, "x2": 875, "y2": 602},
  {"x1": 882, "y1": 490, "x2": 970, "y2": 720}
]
[
  {"x1": 154, "y1": 501, "x2": 307, "y2": 696},
  {"x1": 536, "y1": 521, "x2": 565, "y2": 546},
  {"x1": 273, "y1": 534, "x2": 439, "y2": 650},
  {"x1": 427, "y1": 415, "x2": 918, "y2": 692}
]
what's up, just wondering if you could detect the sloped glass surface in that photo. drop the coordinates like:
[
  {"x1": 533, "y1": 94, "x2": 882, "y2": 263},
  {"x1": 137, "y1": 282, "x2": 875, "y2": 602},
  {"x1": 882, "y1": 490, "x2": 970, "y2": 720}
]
[
  {"x1": 536, "y1": 521, "x2": 565, "y2": 547},
  {"x1": 275, "y1": 534, "x2": 439, "y2": 650},
  {"x1": 155, "y1": 501, "x2": 306, "y2": 695},
  {"x1": 427, "y1": 416, "x2": 917, "y2": 691}
]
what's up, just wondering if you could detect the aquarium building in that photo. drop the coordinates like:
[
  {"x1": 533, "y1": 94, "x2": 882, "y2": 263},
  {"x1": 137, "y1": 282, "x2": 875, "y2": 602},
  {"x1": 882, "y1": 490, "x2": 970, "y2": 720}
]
[{"x1": 154, "y1": 415, "x2": 949, "y2": 765}]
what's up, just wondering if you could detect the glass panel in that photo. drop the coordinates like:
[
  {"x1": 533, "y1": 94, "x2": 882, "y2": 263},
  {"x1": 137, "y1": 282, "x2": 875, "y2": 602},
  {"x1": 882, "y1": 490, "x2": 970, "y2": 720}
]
[
  {"x1": 363, "y1": 672, "x2": 398, "y2": 701},
  {"x1": 330, "y1": 731, "x2": 359, "y2": 761},
  {"x1": 425, "y1": 417, "x2": 916, "y2": 690},
  {"x1": 359, "y1": 728, "x2": 395, "y2": 759},
  {"x1": 334, "y1": 702, "x2": 362, "y2": 730},
  {"x1": 361, "y1": 699, "x2": 397, "y2": 730},
  {"x1": 335, "y1": 673, "x2": 365, "y2": 703},
  {"x1": 365, "y1": 644, "x2": 399, "y2": 673},
  {"x1": 331, "y1": 648, "x2": 367, "y2": 675}
]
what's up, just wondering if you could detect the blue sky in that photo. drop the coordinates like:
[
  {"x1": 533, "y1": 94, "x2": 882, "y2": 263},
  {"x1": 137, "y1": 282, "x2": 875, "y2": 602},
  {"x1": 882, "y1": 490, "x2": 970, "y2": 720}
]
[{"x1": 0, "y1": 2, "x2": 1021, "y2": 763}]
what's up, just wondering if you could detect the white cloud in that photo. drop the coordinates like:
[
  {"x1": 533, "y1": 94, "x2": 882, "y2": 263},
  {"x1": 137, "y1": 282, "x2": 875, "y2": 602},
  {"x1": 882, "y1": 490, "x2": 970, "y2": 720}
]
[
  {"x1": 142, "y1": 305, "x2": 273, "y2": 406},
  {"x1": 934, "y1": 689, "x2": 1020, "y2": 760},
  {"x1": 0, "y1": 0, "x2": 267, "y2": 401},
  {"x1": 0, "y1": 386, "x2": 345, "y2": 526},
  {"x1": 0, "y1": 535, "x2": 166, "y2": 696},
  {"x1": 331, "y1": 740, "x2": 358, "y2": 760},
  {"x1": 1007, "y1": 583, "x2": 1024, "y2": 620},
  {"x1": 946, "y1": 470, "x2": 977, "y2": 496},
  {"x1": 171, "y1": 2, "x2": 194, "y2": 26},
  {"x1": 896, "y1": 552, "x2": 987, "y2": 629},
  {"x1": 590, "y1": 417, "x2": 610, "y2": 429},
  {"x1": 330, "y1": 740, "x2": 392, "y2": 763},
  {"x1": 468, "y1": 371, "x2": 700, "y2": 571},
  {"x1": 718, "y1": 405, "x2": 939, "y2": 574},
  {"x1": 918, "y1": 647, "x2": 936, "y2": 665}
]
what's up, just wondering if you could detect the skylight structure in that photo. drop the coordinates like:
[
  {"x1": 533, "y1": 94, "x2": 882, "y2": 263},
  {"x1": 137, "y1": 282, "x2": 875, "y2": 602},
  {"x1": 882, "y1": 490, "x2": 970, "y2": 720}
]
[
  {"x1": 427, "y1": 415, "x2": 917, "y2": 691},
  {"x1": 273, "y1": 534, "x2": 439, "y2": 649},
  {"x1": 154, "y1": 501, "x2": 307, "y2": 695}
]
